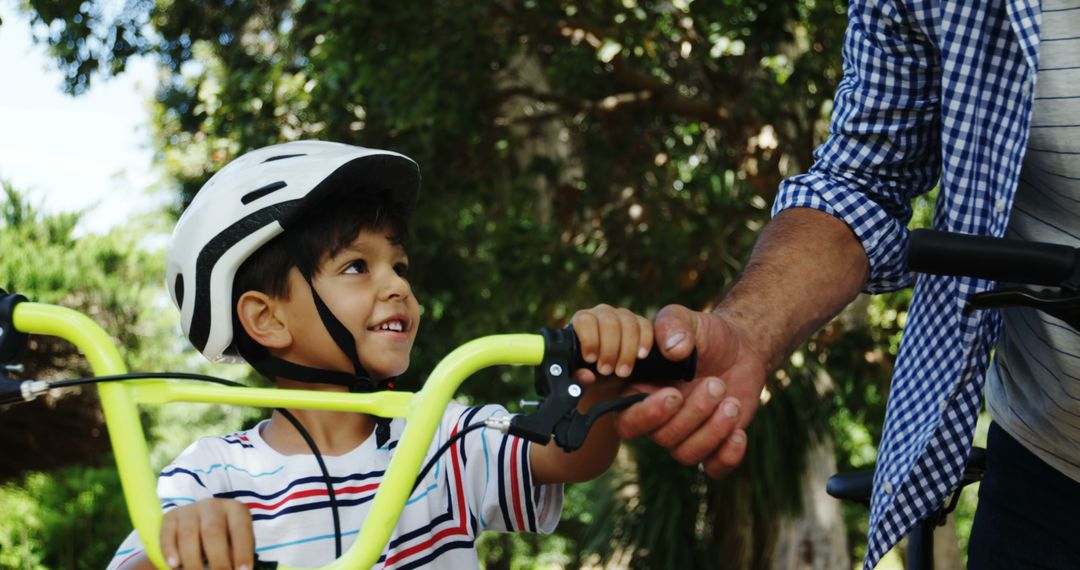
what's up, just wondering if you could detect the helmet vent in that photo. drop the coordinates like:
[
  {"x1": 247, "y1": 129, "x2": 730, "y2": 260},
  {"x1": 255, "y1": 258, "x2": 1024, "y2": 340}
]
[
  {"x1": 174, "y1": 274, "x2": 185, "y2": 310},
  {"x1": 261, "y1": 153, "x2": 306, "y2": 163},
  {"x1": 241, "y1": 181, "x2": 288, "y2": 205}
]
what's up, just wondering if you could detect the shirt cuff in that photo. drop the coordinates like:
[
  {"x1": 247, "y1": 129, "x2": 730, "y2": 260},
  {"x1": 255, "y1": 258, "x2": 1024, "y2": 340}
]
[
  {"x1": 517, "y1": 439, "x2": 564, "y2": 534},
  {"x1": 531, "y1": 482, "x2": 564, "y2": 534},
  {"x1": 773, "y1": 170, "x2": 915, "y2": 293}
]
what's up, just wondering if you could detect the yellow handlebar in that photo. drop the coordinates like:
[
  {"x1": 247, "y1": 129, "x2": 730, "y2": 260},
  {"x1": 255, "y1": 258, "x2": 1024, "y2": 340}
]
[{"x1": 12, "y1": 302, "x2": 545, "y2": 569}]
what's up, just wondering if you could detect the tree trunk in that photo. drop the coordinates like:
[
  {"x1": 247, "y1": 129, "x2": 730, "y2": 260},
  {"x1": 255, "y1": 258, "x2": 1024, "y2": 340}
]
[
  {"x1": 772, "y1": 438, "x2": 850, "y2": 570},
  {"x1": 932, "y1": 515, "x2": 963, "y2": 570},
  {"x1": 497, "y1": 54, "x2": 581, "y2": 231}
]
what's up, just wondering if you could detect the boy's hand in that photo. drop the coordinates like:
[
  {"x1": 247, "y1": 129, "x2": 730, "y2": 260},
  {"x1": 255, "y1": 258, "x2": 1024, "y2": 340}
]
[
  {"x1": 160, "y1": 498, "x2": 255, "y2": 570},
  {"x1": 571, "y1": 304, "x2": 653, "y2": 383}
]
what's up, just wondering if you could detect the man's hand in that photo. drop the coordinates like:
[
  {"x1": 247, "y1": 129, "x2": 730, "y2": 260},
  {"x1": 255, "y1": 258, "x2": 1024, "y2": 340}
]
[
  {"x1": 614, "y1": 209, "x2": 868, "y2": 478},
  {"x1": 614, "y1": 304, "x2": 766, "y2": 478},
  {"x1": 160, "y1": 498, "x2": 255, "y2": 570}
]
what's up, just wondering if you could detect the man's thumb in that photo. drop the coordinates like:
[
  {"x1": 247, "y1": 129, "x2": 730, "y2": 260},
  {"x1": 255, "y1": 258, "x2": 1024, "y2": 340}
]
[{"x1": 654, "y1": 304, "x2": 697, "y2": 359}]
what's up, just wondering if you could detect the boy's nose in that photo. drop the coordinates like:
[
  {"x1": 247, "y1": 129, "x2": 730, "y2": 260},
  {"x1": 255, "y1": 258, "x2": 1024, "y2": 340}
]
[{"x1": 381, "y1": 272, "x2": 411, "y2": 299}]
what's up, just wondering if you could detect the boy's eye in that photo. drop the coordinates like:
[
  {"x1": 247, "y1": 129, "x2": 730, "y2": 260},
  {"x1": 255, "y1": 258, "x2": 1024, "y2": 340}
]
[
  {"x1": 394, "y1": 262, "x2": 410, "y2": 278},
  {"x1": 345, "y1": 260, "x2": 368, "y2": 274}
]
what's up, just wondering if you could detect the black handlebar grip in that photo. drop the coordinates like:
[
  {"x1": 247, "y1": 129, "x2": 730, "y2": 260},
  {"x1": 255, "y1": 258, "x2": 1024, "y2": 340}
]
[
  {"x1": 566, "y1": 326, "x2": 697, "y2": 382},
  {"x1": 0, "y1": 290, "x2": 28, "y2": 364},
  {"x1": 907, "y1": 229, "x2": 1080, "y2": 287}
]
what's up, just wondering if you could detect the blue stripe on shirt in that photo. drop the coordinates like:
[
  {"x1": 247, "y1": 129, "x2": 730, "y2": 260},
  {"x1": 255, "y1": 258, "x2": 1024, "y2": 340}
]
[{"x1": 216, "y1": 470, "x2": 384, "y2": 501}]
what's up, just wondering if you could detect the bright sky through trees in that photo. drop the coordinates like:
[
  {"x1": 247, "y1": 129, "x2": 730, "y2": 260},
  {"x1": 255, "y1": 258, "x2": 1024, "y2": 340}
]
[{"x1": 0, "y1": 3, "x2": 159, "y2": 234}]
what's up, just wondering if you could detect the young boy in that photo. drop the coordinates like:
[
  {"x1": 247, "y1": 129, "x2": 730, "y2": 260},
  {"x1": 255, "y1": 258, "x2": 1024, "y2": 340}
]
[{"x1": 108, "y1": 141, "x2": 656, "y2": 569}]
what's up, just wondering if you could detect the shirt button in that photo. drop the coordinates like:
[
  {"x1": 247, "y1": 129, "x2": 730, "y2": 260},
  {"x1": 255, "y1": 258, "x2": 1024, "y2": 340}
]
[
  {"x1": 883, "y1": 480, "x2": 894, "y2": 495},
  {"x1": 994, "y1": 197, "x2": 1007, "y2": 213}
]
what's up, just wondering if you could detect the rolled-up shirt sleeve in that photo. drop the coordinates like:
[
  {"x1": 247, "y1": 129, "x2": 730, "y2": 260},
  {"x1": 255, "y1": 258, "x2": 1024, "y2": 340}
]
[{"x1": 772, "y1": 0, "x2": 942, "y2": 293}]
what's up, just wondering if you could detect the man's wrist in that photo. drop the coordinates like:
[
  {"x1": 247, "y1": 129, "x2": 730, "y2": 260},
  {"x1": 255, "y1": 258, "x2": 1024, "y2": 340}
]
[
  {"x1": 712, "y1": 209, "x2": 869, "y2": 372},
  {"x1": 710, "y1": 303, "x2": 782, "y2": 373}
]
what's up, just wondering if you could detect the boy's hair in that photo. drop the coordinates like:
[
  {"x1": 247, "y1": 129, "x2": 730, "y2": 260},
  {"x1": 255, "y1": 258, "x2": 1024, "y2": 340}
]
[{"x1": 231, "y1": 192, "x2": 409, "y2": 361}]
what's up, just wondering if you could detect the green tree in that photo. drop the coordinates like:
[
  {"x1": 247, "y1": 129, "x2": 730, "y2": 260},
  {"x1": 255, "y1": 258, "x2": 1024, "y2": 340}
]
[
  {"x1": 0, "y1": 182, "x2": 166, "y2": 568},
  {"x1": 0, "y1": 181, "x2": 168, "y2": 479},
  {"x1": 15, "y1": 1, "x2": 922, "y2": 568},
  {"x1": 0, "y1": 182, "x2": 262, "y2": 569}
]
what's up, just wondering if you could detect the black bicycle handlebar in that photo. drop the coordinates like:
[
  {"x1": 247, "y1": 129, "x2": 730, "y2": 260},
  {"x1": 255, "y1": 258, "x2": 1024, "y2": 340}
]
[{"x1": 908, "y1": 229, "x2": 1080, "y2": 288}]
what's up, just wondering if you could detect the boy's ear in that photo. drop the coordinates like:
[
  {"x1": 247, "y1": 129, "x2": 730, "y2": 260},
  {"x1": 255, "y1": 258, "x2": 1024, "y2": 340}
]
[{"x1": 236, "y1": 291, "x2": 292, "y2": 350}]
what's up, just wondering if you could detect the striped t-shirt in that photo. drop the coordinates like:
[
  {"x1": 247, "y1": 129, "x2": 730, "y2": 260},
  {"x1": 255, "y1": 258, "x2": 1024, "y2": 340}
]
[
  {"x1": 107, "y1": 403, "x2": 562, "y2": 569},
  {"x1": 986, "y1": 0, "x2": 1080, "y2": 483}
]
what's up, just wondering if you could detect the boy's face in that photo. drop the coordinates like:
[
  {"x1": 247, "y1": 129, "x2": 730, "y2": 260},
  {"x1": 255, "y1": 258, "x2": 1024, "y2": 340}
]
[{"x1": 278, "y1": 227, "x2": 419, "y2": 381}]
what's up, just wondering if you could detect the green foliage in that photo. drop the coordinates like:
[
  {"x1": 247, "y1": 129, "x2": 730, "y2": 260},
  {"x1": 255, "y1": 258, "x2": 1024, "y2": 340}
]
[
  {"x1": 0, "y1": 464, "x2": 130, "y2": 570},
  {"x1": 0, "y1": 184, "x2": 160, "y2": 566},
  {"x1": 0, "y1": 180, "x2": 165, "y2": 370},
  {"x1": 0, "y1": 182, "x2": 264, "y2": 568},
  {"x1": 591, "y1": 446, "x2": 716, "y2": 569}
]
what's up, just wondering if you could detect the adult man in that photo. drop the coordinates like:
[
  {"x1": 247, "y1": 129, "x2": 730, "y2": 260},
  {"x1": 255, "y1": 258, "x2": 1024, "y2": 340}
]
[{"x1": 617, "y1": 0, "x2": 1079, "y2": 567}]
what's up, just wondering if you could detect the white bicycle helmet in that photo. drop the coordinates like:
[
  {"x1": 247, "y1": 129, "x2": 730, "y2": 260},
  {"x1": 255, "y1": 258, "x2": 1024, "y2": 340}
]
[{"x1": 166, "y1": 140, "x2": 420, "y2": 365}]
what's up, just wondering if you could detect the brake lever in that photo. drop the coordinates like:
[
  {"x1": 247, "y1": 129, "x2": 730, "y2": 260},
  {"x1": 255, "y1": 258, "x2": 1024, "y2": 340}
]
[
  {"x1": 967, "y1": 287, "x2": 1080, "y2": 330},
  {"x1": 550, "y1": 393, "x2": 647, "y2": 452}
]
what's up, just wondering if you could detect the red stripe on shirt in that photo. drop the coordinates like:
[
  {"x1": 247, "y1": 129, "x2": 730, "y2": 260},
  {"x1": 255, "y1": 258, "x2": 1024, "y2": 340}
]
[
  {"x1": 384, "y1": 423, "x2": 470, "y2": 567},
  {"x1": 242, "y1": 483, "x2": 380, "y2": 511},
  {"x1": 115, "y1": 549, "x2": 142, "y2": 569},
  {"x1": 509, "y1": 437, "x2": 526, "y2": 531}
]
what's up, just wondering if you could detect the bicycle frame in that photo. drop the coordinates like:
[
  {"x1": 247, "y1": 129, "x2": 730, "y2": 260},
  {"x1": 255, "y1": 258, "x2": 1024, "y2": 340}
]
[{"x1": 12, "y1": 301, "x2": 545, "y2": 570}]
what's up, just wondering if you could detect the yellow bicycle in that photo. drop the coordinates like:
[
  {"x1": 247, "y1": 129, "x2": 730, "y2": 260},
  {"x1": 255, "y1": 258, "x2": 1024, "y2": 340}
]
[{"x1": 0, "y1": 292, "x2": 693, "y2": 569}]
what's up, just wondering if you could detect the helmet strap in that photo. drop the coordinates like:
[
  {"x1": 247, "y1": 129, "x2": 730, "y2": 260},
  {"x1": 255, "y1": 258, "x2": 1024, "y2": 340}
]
[
  {"x1": 285, "y1": 239, "x2": 370, "y2": 378},
  {"x1": 248, "y1": 354, "x2": 393, "y2": 448},
  {"x1": 240, "y1": 238, "x2": 398, "y2": 447}
]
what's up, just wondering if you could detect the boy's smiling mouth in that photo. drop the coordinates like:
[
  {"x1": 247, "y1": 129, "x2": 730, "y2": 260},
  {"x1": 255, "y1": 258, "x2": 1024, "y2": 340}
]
[{"x1": 368, "y1": 316, "x2": 409, "y2": 334}]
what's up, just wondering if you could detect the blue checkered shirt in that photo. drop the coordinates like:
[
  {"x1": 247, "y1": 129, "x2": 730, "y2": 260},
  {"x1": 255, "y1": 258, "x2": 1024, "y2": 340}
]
[{"x1": 772, "y1": 0, "x2": 1041, "y2": 566}]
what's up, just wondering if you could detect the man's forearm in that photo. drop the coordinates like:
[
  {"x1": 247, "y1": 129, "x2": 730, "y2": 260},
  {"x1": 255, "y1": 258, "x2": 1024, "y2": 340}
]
[{"x1": 718, "y1": 207, "x2": 870, "y2": 371}]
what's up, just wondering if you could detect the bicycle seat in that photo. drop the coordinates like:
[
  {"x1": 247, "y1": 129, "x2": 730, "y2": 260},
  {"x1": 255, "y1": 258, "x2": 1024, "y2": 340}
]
[
  {"x1": 826, "y1": 469, "x2": 875, "y2": 505},
  {"x1": 827, "y1": 447, "x2": 987, "y2": 506}
]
